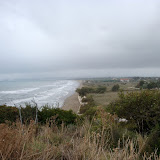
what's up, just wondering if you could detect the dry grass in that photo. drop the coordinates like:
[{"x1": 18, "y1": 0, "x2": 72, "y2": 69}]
[
  {"x1": 90, "y1": 92, "x2": 119, "y2": 106},
  {"x1": 84, "y1": 81, "x2": 138, "y2": 107},
  {"x1": 90, "y1": 91, "x2": 140, "y2": 107},
  {"x1": 0, "y1": 114, "x2": 159, "y2": 160},
  {"x1": 84, "y1": 81, "x2": 137, "y2": 91}
]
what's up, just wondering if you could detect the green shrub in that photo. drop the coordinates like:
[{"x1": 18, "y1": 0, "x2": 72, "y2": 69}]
[
  {"x1": 21, "y1": 103, "x2": 37, "y2": 123},
  {"x1": 0, "y1": 105, "x2": 19, "y2": 123},
  {"x1": 136, "y1": 80, "x2": 145, "y2": 88},
  {"x1": 147, "y1": 81, "x2": 157, "y2": 89},
  {"x1": 38, "y1": 107, "x2": 78, "y2": 125},
  {"x1": 79, "y1": 95, "x2": 95, "y2": 116},
  {"x1": 83, "y1": 107, "x2": 97, "y2": 118},
  {"x1": 144, "y1": 125, "x2": 160, "y2": 155},
  {"x1": 107, "y1": 90, "x2": 160, "y2": 134},
  {"x1": 0, "y1": 105, "x2": 79, "y2": 126},
  {"x1": 136, "y1": 80, "x2": 160, "y2": 89},
  {"x1": 76, "y1": 87, "x2": 94, "y2": 97},
  {"x1": 112, "y1": 84, "x2": 120, "y2": 92},
  {"x1": 76, "y1": 86, "x2": 106, "y2": 97},
  {"x1": 82, "y1": 95, "x2": 94, "y2": 103},
  {"x1": 95, "y1": 86, "x2": 106, "y2": 93}
]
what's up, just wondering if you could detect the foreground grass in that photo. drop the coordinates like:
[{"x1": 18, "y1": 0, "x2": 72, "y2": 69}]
[{"x1": 0, "y1": 114, "x2": 159, "y2": 160}]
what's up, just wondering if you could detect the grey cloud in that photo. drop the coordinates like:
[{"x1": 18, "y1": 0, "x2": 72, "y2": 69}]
[{"x1": 0, "y1": 0, "x2": 160, "y2": 79}]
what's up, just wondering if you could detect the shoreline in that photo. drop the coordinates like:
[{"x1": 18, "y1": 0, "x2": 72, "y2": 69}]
[{"x1": 62, "y1": 80, "x2": 83, "y2": 113}]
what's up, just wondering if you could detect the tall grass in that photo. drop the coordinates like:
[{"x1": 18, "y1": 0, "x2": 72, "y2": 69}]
[{"x1": 0, "y1": 115, "x2": 159, "y2": 160}]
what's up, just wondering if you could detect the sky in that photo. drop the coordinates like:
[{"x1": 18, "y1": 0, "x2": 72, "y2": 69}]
[{"x1": 0, "y1": 0, "x2": 160, "y2": 80}]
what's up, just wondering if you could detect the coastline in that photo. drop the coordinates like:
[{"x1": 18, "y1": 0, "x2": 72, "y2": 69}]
[{"x1": 62, "y1": 80, "x2": 83, "y2": 113}]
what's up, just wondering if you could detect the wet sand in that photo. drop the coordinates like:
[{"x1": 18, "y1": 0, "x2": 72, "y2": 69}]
[{"x1": 62, "y1": 80, "x2": 83, "y2": 113}]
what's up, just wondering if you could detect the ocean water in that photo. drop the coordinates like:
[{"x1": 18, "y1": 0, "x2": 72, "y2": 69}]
[{"x1": 0, "y1": 80, "x2": 79, "y2": 108}]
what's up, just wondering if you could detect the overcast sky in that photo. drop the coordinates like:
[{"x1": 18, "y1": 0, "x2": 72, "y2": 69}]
[{"x1": 0, "y1": 0, "x2": 160, "y2": 79}]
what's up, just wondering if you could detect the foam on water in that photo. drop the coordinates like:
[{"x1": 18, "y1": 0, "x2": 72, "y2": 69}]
[
  {"x1": 0, "y1": 88, "x2": 39, "y2": 94},
  {"x1": 0, "y1": 80, "x2": 79, "y2": 107}
]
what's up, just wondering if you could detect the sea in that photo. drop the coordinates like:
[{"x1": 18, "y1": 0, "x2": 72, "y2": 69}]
[{"x1": 0, "y1": 80, "x2": 79, "y2": 108}]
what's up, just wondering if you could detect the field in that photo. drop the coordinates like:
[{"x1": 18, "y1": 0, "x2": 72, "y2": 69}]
[
  {"x1": 90, "y1": 92, "x2": 119, "y2": 106},
  {"x1": 83, "y1": 80, "x2": 138, "y2": 107}
]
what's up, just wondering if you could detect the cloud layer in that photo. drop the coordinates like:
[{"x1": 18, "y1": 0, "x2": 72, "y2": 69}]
[{"x1": 0, "y1": 0, "x2": 160, "y2": 79}]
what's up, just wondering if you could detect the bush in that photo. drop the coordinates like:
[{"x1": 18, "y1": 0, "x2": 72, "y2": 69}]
[
  {"x1": 79, "y1": 95, "x2": 95, "y2": 116},
  {"x1": 136, "y1": 81, "x2": 160, "y2": 89},
  {"x1": 112, "y1": 84, "x2": 120, "y2": 92},
  {"x1": 76, "y1": 86, "x2": 106, "y2": 97},
  {"x1": 38, "y1": 107, "x2": 78, "y2": 125},
  {"x1": 82, "y1": 95, "x2": 94, "y2": 103},
  {"x1": 0, "y1": 105, "x2": 19, "y2": 123},
  {"x1": 144, "y1": 126, "x2": 160, "y2": 155},
  {"x1": 21, "y1": 103, "x2": 37, "y2": 123},
  {"x1": 0, "y1": 104, "x2": 39, "y2": 124},
  {"x1": 147, "y1": 82, "x2": 157, "y2": 89},
  {"x1": 0, "y1": 105, "x2": 79, "y2": 126},
  {"x1": 95, "y1": 86, "x2": 106, "y2": 93},
  {"x1": 76, "y1": 87, "x2": 94, "y2": 96},
  {"x1": 107, "y1": 90, "x2": 160, "y2": 134}
]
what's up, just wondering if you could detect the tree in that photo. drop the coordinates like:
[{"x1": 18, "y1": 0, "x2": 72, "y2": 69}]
[
  {"x1": 112, "y1": 84, "x2": 120, "y2": 92},
  {"x1": 147, "y1": 82, "x2": 157, "y2": 89},
  {"x1": 136, "y1": 80, "x2": 145, "y2": 88}
]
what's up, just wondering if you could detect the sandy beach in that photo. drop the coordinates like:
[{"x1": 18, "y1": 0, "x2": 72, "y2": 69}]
[{"x1": 62, "y1": 80, "x2": 83, "y2": 113}]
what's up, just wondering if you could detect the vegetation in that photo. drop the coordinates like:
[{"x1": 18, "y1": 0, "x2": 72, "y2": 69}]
[
  {"x1": 107, "y1": 90, "x2": 160, "y2": 134},
  {"x1": 76, "y1": 86, "x2": 106, "y2": 97},
  {"x1": 1, "y1": 79, "x2": 160, "y2": 159},
  {"x1": 79, "y1": 95, "x2": 96, "y2": 117},
  {"x1": 112, "y1": 84, "x2": 120, "y2": 91},
  {"x1": 136, "y1": 80, "x2": 145, "y2": 88},
  {"x1": 38, "y1": 107, "x2": 78, "y2": 125},
  {"x1": 77, "y1": 80, "x2": 160, "y2": 156},
  {"x1": 0, "y1": 109, "x2": 159, "y2": 160},
  {"x1": 136, "y1": 80, "x2": 160, "y2": 89},
  {"x1": 0, "y1": 105, "x2": 19, "y2": 123},
  {"x1": 0, "y1": 105, "x2": 78, "y2": 126}
]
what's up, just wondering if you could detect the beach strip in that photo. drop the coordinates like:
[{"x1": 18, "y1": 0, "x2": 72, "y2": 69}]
[{"x1": 62, "y1": 80, "x2": 83, "y2": 113}]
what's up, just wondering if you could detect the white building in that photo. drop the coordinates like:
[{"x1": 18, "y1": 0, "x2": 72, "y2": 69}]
[{"x1": 120, "y1": 78, "x2": 130, "y2": 83}]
